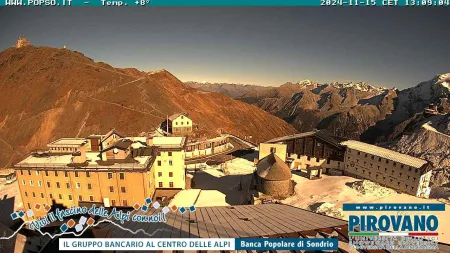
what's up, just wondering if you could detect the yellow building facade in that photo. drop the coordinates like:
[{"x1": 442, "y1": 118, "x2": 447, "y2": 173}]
[{"x1": 15, "y1": 133, "x2": 185, "y2": 220}]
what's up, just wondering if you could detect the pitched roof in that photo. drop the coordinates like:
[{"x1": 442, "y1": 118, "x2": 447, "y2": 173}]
[
  {"x1": 341, "y1": 140, "x2": 429, "y2": 169},
  {"x1": 101, "y1": 139, "x2": 132, "y2": 152},
  {"x1": 257, "y1": 153, "x2": 292, "y2": 181},
  {"x1": 168, "y1": 112, "x2": 189, "y2": 121},
  {"x1": 266, "y1": 130, "x2": 342, "y2": 148},
  {"x1": 101, "y1": 129, "x2": 123, "y2": 143}
]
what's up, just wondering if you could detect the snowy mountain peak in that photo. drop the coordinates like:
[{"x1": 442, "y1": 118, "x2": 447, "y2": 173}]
[
  {"x1": 297, "y1": 79, "x2": 313, "y2": 86},
  {"x1": 435, "y1": 73, "x2": 450, "y2": 89},
  {"x1": 329, "y1": 81, "x2": 387, "y2": 93}
]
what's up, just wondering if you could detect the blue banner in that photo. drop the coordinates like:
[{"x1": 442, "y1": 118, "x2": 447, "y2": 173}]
[
  {"x1": 235, "y1": 238, "x2": 338, "y2": 251},
  {"x1": 3, "y1": 0, "x2": 450, "y2": 6},
  {"x1": 343, "y1": 203, "x2": 446, "y2": 211}
]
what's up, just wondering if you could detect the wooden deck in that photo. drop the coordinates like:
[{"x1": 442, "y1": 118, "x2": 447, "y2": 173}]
[
  {"x1": 98, "y1": 204, "x2": 347, "y2": 238},
  {"x1": 37, "y1": 203, "x2": 450, "y2": 253}
]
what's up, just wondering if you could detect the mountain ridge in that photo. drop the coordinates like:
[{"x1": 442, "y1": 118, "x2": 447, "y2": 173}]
[{"x1": 0, "y1": 45, "x2": 297, "y2": 168}]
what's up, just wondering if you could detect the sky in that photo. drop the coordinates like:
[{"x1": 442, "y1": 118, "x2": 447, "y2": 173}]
[{"x1": 0, "y1": 7, "x2": 449, "y2": 89}]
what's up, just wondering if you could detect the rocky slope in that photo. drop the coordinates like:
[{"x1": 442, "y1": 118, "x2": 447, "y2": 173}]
[
  {"x1": 238, "y1": 80, "x2": 394, "y2": 140},
  {"x1": 191, "y1": 75, "x2": 450, "y2": 142},
  {"x1": 382, "y1": 113, "x2": 450, "y2": 187},
  {"x1": 0, "y1": 45, "x2": 296, "y2": 168}
]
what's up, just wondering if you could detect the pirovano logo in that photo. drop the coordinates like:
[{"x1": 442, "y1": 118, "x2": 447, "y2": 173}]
[{"x1": 344, "y1": 203, "x2": 444, "y2": 250}]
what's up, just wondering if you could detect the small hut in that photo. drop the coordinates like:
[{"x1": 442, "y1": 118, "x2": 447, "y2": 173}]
[{"x1": 255, "y1": 153, "x2": 293, "y2": 198}]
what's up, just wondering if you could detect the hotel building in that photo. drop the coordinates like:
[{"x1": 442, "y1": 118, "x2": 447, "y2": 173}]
[
  {"x1": 14, "y1": 130, "x2": 186, "y2": 220},
  {"x1": 259, "y1": 130, "x2": 433, "y2": 198},
  {"x1": 341, "y1": 140, "x2": 432, "y2": 198}
]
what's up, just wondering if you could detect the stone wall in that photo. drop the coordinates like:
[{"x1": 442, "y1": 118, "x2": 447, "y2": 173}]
[{"x1": 258, "y1": 178, "x2": 293, "y2": 199}]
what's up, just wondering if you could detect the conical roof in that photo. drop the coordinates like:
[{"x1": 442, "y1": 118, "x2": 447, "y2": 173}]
[{"x1": 256, "y1": 153, "x2": 291, "y2": 181}]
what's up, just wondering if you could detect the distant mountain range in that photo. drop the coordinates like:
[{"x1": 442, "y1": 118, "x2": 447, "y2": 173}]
[
  {"x1": 186, "y1": 75, "x2": 450, "y2": 142},
  {"x1": 0, "y1": 45, "x2": 296, "y2": 168}
]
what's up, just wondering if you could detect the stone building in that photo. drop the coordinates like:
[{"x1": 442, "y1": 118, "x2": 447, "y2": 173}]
[
  {"x1": 341, "y1": 140, "x2": 433, "y2": 198},
  {"x1": 255, "y1": 153, "x2": 293, "y2": 199},
  {"x1": 166, "y1": 113, "x2": 193, "y2": 135},
  {"x1": 260, "y1": 130, "x2": 346, "y2": 173}
]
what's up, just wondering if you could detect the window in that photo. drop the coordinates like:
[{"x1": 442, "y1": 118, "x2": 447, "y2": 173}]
[
  {"x1": 158, "y1": 182, "x2": 163, "y2": 187},
  {"x1": 109, "y1": 186, "x2": 114, "y2": 192},
  {"x1": 158, "y1": 172, "x2": 162, "y2": 177},
  {"x1": 378, "y1": 157, "x2": 381, "y2": 162},
  {"x1": 45, "y1": 171, "x2": 48, "y2": 176},
  {"x1": 168, "y1": 152, "x2": 172, "y2": 156},
  {"x1": 24, "y1": 191, "x2": 28, "y2": 197},
  {"x1": 27, "y1": 203, "x2": 31, "y2": 209},
  {"x1": 55, "y1": 171, "x2": 58, "y2": 176},
  {"x1": 75, "y1": 172, "x2": 79, "y2": 177},
  {"x1": 88, "y1": 183, "x2": 92, "y2": 190},
  {"x1": 123, "y1": 200, "x2": 128, "y2": 206},
  {"x1": 59, "y1": 194, "x2": 63, "y2": 200},
  {"x1": 28, "y1": 170, "x2": 31, "y2": 176},
  {"x1": 78, "y1": 195, "x2": 82, "y2": 201},
  {"x1": 56, "y1": 182, "x2": 60, "y2": 188},
  {"x1": 76, "y1": 182, "x2": 81, "y2": 189},
  {"x1": 307, "y1": 156, "x2": 311, "y2": 161},
  {"x1": 111, "y1": 200, "x2": 116, "y2": 206},
  {"x1": 401, "y1": 165, "x2": 404, "y2": 168},
  {"x1": 120, "y1": 186, "x2": 126, "y2": 193},
  {"x1": 357, "y1": 151, "x2": 360, "y2": 155},
  {"x1": 68, "y1": 195, "x2": 72, "y2": 200},
  {"x1": 393, "y1": 162, "x2": 397, "y2": 166},
  {"x1": 29, "y1": 180, "x2": 34, "y2": 186},
  {"x1": 364, "y1": 154, "x2": 367, "y2": 158},
  {"x1": 119, "y1": 173, "x2": 125, "y2": 180},
  {"x1": 22, "y1": 180, "x2": 25, "y2": 185},
  {"x1": 415, "y1": 168, "x2": 418, "y2": 173},
  {"x1": 66, "y1": 182, "x2": 71, "y2": 189},
  {"x1": 40, "y1": 192, "x2": 44, "y2": 198},
  {"x1": 169, "y1": 161, "x2": 173, "y2": 166},
  {"x1": 169, "y1": 172, "x2": 173, "y2": 177},
  {"x1": 46, "y1": 182, "x2": 51, "y2": 187},
  {"x1": 86, "y1": 172, "x2": 90, "y2": 177},
  {"x1": 157, "y1": 161, "x2": 162, "y2": 166},
  {"x1": 316, "y1": 158, "x2": 319, "y2": 162},
  {"x1": 38, "y1": 181, "x2": 42, "y2": 187},
  {"x1": 20, "y1": 170, "x2": 23, "y2": 175},
  {"x1": 65, "y1": 171, "x2": 69, "y2": 177},
  {"x1": 107, "y1": 173, "x2": 113, "y2": 179},
  {"x1": 386, "y1": 160, "x2": 389, "y2": 164},
  {"x1": 49, "y1": 193, "x2": 53, "y2": 199},
  {"x1": 169, "y1": 182, "x2": 174, "y2": 188},
  {"x1": 89, "y1": 196, "x2": 94, "y2": 202}
]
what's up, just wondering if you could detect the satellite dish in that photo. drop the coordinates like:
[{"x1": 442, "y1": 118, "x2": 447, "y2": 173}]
[{"x1": 113, "y1": 148, "x2": 119, "y2": 154}]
